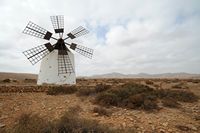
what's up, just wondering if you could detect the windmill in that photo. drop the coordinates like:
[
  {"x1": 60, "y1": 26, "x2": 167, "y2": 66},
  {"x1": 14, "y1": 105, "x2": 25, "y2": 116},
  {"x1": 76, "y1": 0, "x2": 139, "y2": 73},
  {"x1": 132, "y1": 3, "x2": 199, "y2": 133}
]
[{"x1": 22, "y1": 15, "x2": 93, "y2": 85}]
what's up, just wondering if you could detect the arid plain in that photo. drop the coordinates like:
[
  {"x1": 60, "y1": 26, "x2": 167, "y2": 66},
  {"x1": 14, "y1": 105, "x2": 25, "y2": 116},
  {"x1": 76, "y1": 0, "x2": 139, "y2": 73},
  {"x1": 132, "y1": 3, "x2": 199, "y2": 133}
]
[{"x1": 0, "y1": 73, "x2": 199, "y2": 133}]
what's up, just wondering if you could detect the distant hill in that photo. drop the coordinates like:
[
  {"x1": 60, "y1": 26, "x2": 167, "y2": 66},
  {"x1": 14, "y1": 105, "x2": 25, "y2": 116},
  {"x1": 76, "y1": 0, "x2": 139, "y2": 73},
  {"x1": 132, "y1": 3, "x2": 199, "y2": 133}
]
[
  {"x1": 0, "y1": 72, "x2": 200, "y2": 80},
  {"x1": 0, "y1": 72, "x2": 37, "y2": 81},
  {"x1": 91, "y1": 72, "x2": 200, "y2": 79}
]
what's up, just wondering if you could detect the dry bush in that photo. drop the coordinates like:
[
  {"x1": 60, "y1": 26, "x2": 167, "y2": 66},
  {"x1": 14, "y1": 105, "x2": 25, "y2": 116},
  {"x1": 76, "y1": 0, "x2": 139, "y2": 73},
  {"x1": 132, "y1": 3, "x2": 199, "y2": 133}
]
[
  {"x1": 127, "y1": 94, "x2": 158, "y2": 111},
  {"x1": 175, "y1": 125, "x2": 191, "y2": 131},
  {"x1": 7, "y1": 110, "x2": 122, "y2": 133},
  {"x1": 2, "y1": 78, "x2": 12, "y2": 83},
  {"x1": 0, "y1": 128, "x2": 6, "y2": 133},
  {"x1": 171, "y1": 82, "x2": 188, "y2": 89},
  {"x1": 93, "y1": 106, "x2": 111, "y2": 116},
  {"x1": 95, "y1": 83, "x2": 158, "y2": 111},
  {"x1": 162, "y1": 98, "x2": 180, "y2": 108},
  {"x1": 95, "y1": 84, "x2": 111, "y2": 93},
  {"x1": 155, "y1": 89, "x2": 198, "y2": 103},
  {"x1": 68, "y1": 105, "x2": 83, "y2": 114},
  {"x1": 56, "y1": 110, "x2": 114, "y2": 133},
  {"x1": 11, "y1": 113, "x2": 55, "y2": 133},
  {"x1": 46, "y1": 85, "x2": 77, "y2": 95},
  {"x1": 24, "y1": 78, "x2": 37, "y2": 83},
  {"x1": 191, "y1": 79, "x2": 200, "y2": 83},
  {"x1": 77, "y1": 87, "x2": 95, "y2": 96},
  {"x1": 145, "y1": 80, "x2": 154, "y2": 85},
  {"x1": 95, "y1": 82, "x2": 198, "y2": 111},
  {"x1": 95, "y1": 92, "x2": 119, "y2": 106}
]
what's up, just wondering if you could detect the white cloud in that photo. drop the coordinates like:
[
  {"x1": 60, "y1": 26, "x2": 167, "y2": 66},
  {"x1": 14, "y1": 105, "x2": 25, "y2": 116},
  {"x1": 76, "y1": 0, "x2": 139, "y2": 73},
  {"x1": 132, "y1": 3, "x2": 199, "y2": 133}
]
[{"x1": 0, "y1": 0, "x2": 199, "y2": 75}]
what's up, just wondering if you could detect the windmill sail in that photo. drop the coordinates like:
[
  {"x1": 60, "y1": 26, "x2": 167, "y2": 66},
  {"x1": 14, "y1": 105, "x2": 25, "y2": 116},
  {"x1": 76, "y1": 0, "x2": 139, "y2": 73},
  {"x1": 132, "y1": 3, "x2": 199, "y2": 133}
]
[
  {"x1": 23, "y1": 43, "x2": 54, "y2": 65},
  {"x1": 69, "y1": 43, "x2": 93, "y2": 59},
  {"x1": 65, "y1": 26, "x2": 89, "y2": 40},
  {"x1": 58, "y1": 50, "x2": 74, "y2": 74},
  {"x1": 23, "y1": 21, "x2": 52, "y2": 40},
  {"x1": 50, "y1": 15, "x2": 64, "y2": 34}
]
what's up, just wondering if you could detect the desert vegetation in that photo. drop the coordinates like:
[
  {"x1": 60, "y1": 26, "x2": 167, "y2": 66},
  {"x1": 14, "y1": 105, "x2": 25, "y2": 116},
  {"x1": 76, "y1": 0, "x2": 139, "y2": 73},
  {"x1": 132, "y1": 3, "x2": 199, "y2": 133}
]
[
  {"x1": 95, "y1": 82, "x2": 198, "y2": 111},
  {"x1": 0, "y1": 78, "x2": 199, "y2": 132},
  {"x1": 46, "y1": 85, "x2": 77, "y2": 95}
]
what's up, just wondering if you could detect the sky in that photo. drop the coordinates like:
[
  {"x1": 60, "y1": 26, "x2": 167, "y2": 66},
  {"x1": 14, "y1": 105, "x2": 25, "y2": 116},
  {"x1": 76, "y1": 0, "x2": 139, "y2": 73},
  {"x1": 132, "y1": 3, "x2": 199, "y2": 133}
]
[{"x1": 0, "y1": 0, "x2": 200, "y2": 76}]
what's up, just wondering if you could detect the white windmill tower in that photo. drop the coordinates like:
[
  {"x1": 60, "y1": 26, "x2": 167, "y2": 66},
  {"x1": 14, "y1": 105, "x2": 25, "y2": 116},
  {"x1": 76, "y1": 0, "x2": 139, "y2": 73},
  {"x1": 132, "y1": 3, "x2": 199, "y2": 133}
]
[{"x1": 22, "y1": 15, "x2": 93, "y2": 85}]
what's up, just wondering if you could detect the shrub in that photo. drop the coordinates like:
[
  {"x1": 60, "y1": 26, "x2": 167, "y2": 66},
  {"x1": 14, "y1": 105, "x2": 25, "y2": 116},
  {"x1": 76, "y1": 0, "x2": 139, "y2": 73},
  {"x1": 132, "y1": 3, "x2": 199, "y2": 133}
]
[
  {"x1": 0, "y1": 128, "x2": 6, "y2": 133},
  {"x1": 2, "y1": 78, "x2": 12, "y2": 83},
  {"x1": 93, "y1": 106, "x2": 111, "y2": 116},
  {"x1": 12, "y1": 113, "x2": 55, "y2": 133},
  {"x1": 162, "y1": 98, "x2": 180, "y2": 108},
  {"x1": 127, "y1": 94, "x2": 158, "y2": 111},
  {"x1": 110, "y1": 83, "x2": 154, "y2": 100},
  {"x1": 155, "y1": 89, "x2": 198, "y2": 102},
  {"x1": 95, "y1": 82, "x2": 199, "y2": 111},
  {"x1": 171, "y1": 82, "x2": 189, "y2": 89},
  {"x1": 77, "y1": 88, "x2": 95, "y2": 96},
  {"x1": 24, "y1": 78, "x2": 37, "y2": 83},
  {"x1": 68, "y1": 105, "x2": 82, "y2": 114},
  {"x1": 145, "y1": 80, "x2": 154, "y2": 85},
  {"x1": 56, "y1": 110, "x2": 112, "y2": 133},
  {"x1": 95, "y1": 84, "x2": 111, "y2": 93},
  {"x1": 128, "y1": 94, "x2": 146, "y2": 108},
  {"x1": 46, "y1": 85, "x2": 77, "y2": 95},
  {"x1": 96, "y1": 92, "x2": 119, "y2": 106},
  {"x1": 10, "y1": 111, "x2": 118, "y2": 133},
  {"x1": 191, "y1": 79, "x2": 200, "y2": 84},
  {"x1": 175, "y1": 125, "x2": 190, "y2": 131},
  {"x1": 95, "y1": 83, "x2": 158, "y2": 111},
  {"x1": 143, "y1": 99, "x2": 158, "y2": 111}
]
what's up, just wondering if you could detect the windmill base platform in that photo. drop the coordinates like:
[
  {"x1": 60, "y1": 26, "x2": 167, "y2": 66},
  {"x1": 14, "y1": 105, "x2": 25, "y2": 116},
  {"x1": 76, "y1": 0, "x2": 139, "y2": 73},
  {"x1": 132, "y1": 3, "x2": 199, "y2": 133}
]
[{"x1": 37, "y1": 50, "x2": 76, "y2": 85}]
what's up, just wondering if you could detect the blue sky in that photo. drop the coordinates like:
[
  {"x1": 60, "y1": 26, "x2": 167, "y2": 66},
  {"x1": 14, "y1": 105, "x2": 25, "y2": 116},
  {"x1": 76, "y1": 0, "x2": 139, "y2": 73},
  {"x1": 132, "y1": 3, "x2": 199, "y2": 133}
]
[{"x1": 0, "y1": 0, "x2": 200, "y2": 76}]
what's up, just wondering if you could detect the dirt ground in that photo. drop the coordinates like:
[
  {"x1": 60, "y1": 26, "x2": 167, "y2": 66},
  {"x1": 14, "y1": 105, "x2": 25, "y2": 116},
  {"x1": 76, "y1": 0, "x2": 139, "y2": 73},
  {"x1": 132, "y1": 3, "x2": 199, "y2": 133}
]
[{"x1": 0, "y1": 78, "x2": 200, "y2": 133}]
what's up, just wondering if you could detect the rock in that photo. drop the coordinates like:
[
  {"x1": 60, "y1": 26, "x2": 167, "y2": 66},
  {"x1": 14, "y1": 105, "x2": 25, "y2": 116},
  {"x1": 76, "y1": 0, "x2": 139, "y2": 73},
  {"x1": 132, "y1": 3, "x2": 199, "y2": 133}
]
[
  {"x1": 148, "y1": 121, "x2": 152, "y2": 124},
  {"x1": 92, "y1": 113, "x2": 99, "y2": 116},
  {"x1": 0, "y1": 123, "x2": 5, "y2": 128},
  {"x1": 129, "y1": 117, "x2": 133, "y2": 121},
  {"x1": 159, "y1": 129, "x2": 165, "y2": 133},
  {"x1": 151, "y1": 125, "x2": 155, "y2": 130},
  {"x1": 168, "y1": 129, "x2": 173, "y2": 132},
  {"x1": 162, "y1": 122, "x2": 168, "y2": 127},
  {"x1": 14, "y1": 107, "x2": 20, "y2": 111},
  {"x1": 122, "y1": 122, "x2": 126, "y2": 128},
  {"x1": 48, "y1": 108, "x2": 52, "y2": 111},
  {"x1": 186, "y1": 124, "x2": 197, "y2": 131}
]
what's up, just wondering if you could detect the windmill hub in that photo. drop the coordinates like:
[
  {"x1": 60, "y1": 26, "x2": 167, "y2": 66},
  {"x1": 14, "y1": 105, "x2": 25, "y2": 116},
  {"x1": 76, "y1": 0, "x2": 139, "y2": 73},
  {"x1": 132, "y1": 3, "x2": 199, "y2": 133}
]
[
  {"x1": 54, "y1": 38, "x2": 67, "y2": 50},
  {"x1": 22, "y1": 15, "x2": 94, "y2": 85}
]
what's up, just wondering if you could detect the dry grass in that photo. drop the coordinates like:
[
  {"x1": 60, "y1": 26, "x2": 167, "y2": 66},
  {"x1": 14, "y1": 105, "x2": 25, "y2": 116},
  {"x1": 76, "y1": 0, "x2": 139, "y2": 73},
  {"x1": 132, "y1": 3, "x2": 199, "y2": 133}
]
[{"x1": 46, "y1": 85, "x2": 77, "y2": 95}]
